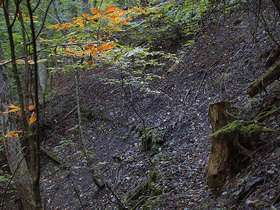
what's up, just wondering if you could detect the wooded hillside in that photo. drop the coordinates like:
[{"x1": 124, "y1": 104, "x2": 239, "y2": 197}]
[{"x1": 0, "y1": 0, "x2": 279, "y2": 209}]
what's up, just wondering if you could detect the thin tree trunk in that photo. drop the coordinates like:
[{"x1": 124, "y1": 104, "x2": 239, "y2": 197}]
[
  {"x1": 26, "y1": 0, "x2": 43, "y2": 208},
  {"x1": 72, "y1": 70, "x2": 104, "y2": 190}
]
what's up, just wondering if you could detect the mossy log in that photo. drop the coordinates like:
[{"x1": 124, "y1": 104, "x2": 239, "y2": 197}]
[
  {"x1": 246, "y1": 61, "x2": 280, "y2": 97},
  {"x1": 205, "y1": 102, "x2": 274, "y2": 195},
  {"x1": 265, "y1": 46, "x2": 280, "y2": 67}
]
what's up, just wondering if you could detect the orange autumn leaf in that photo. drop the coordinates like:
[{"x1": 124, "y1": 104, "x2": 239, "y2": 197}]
[
  {"x1": 29, "y1": 112, "x2": 36, "y2": 125},
  {"x1": 119, "y1": 20, "x2": 129, "y2": 24},
  {"x1": 97, "y1": 42, "x2": 116, "y2": 51},
  {"x1": 48, "y1": 23, "x2": 61, "y2": 29},
  {"x1": 109, "y1": 16, "x2": 120, "y2": 24},
  {"x1": 84, "y1": 44, "x2": 95, "y2": 51},
  {"x1": 8, "y1": 104, "x2": 20, "y2": 109},
  {"x1": 88, "y1": 59, "x2": 93, "y2": 67},
  {"x1": 92, "y1": 50, "x2": 98, "y2": 56},
  {"x1": 68, "y1": 38, "x2": 76, "y2": 42},
  {"x1": 28, "y1": 105, "x2": 35, "y2": 110},
  {"x1": 7, "y1": 104, "x2": 21, "y2": 113},
  {"x1": 5, "y1": 131, "x2": 19, "y2": 138},
  {"x1": 82, "y1": 13, "x2": 89, "y2": 19},
  {"x1": 62, "y1": 51, "x2": 75, "y2": 56},
  {"x1": 102, "y1": 5, "x2": 117, "y2": 15},
  {"x1": 90, "y1": 8, "x2": 100, "y2": 15}
]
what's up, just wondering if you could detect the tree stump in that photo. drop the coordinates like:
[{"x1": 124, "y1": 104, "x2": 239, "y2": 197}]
[
  {"x1": 204, "y1": 102, "x2": 234, "y2": 195},
  {"x1": 205, "y1": 102, "x2": 274, "y2": 195}
]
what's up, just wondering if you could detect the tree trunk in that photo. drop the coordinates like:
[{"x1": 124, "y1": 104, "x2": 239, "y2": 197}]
[
  {"x1": 246, "y1": 61, "x2": 280, "y2": 97},
  {"x1": 0, "y1": 45, "x2": 33, "y2": 209}
]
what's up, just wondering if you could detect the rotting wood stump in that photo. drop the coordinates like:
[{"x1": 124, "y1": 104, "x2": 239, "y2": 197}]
[
  {"x1": 204, "y1": 102, "x2": 234, "y2": 195},
  {"x1": 204, "y1": 102, "x2": 274, "y2": 195}
]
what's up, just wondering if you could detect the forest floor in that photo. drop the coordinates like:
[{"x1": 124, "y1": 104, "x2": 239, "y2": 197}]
[
  {"x1": 40, "y1": 3, "x2": 280, "y2": 209},
  {"x1": 2, "y1": 3, "x2": 280, "y2": 210}
]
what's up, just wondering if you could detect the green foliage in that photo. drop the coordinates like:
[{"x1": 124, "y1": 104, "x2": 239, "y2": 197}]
[
  {"x1": 118, "y1": 0, "x2": 247, "y2": 48},
  {"x1": 102, "y1": 45, "x2": 177, "y2": 94}
]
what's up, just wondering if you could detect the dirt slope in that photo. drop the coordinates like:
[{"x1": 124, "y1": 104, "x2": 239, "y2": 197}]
[{"x1": 40, "y1": 3, "x2": 280, "y2": 209}]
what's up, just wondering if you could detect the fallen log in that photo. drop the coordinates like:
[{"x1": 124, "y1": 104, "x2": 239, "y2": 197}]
[
  {"x1": 246, "y1": 61, "x2": 280, "y2": 97},
  {"x1": 265, "y1": 46, "x2": 280, "y2": 67}
]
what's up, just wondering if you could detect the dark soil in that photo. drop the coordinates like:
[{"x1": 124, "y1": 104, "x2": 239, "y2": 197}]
[{"x1": 3, "y1": 2, "x2": 280, "y2": 209}]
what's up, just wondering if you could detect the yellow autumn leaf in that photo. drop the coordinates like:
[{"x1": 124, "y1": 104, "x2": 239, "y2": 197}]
[
  {"x1": 5, "y1": 131, "x2": 19, "y2": 138},
  {"x1": 29, "y1": 112, "x2": 36, "y2": 125},
  {"x1": 76, "y1": 21, "x2": 84, "y2": 28},
  {"x1": 97, "y1": 42, "x2": 116, "y2": 51}
]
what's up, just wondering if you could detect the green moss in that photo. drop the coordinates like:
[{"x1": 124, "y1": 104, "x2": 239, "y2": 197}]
[
  {"x1": 211, "y1": 120, "x2": 243, "y2": 138},
  {"x1": 252, "y1": 108, "x2": 277, "y2": 122},
  {"x1": 240, "y1": 124, "x2": 275, "y2": 140},
  {"x1": 211, "y1": 120, "x2": 275, "y2": 140}
]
